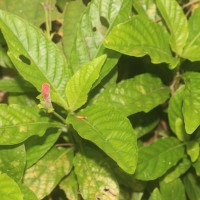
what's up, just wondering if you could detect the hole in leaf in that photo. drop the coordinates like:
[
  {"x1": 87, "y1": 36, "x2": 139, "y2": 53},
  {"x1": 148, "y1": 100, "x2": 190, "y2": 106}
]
[
  {"x1": 92, "y1": 27, "x2": 97, "y2": 32},
  {"x1": 83, "y1": 0, "x2": 90, "y2": 6},
  {"x1": 100, "y1": 16, "x2": 109, "y2": 29},
  {"x1": 52, "y1": 33, "x2": 62, "y2": 43},
  {"x1": 40, "y1": 20, "x2": 62, "y2": 34},
  {"x1": 19, "y1": 55, "x2": 31, "y2": 65}
]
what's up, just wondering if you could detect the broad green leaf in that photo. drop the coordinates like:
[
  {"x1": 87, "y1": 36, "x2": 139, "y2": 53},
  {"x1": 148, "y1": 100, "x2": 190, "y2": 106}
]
[
  {"x1": 95, "y1": 73, "x2": 170, "y2": 116},
  {"x1": 193, "y1": 153, "x2": 200, "y2": 176},
  {"x1": 160, "y1": 178, "x2": 186, "y2": 200},
  {"x1": 18, "y1": 184, "x2": 38, "y2": 200},
  {"x1": 182, "y1": 72, "x2": 200, "y2": 134},
  {"x1": 183, "y1": 173, "x2": 200, "y2": 200},
  {"x1": 0, "y1": 173, "x2": 23, "y2": 200},
  {"x1": 59, "y1": 171, "x2": 78, "y2": 200},
  {"x1": 8, "y1": 94, "x2": 37, "y2": 106},
  {"x1": 0, "y1": 0, "x2": 60, "y2": 26},
  {"x1": 168, "y1": 86, "x2": 188, "y2": 141},
  {"x1": 0, "y1": 78, "x2": 34, "y2": 93},
  {"x1": 24, "y1": 147, "x2": 74, "y2": 199},
  {"x1": 187, "y1": 141, "x2": 199, "y2": 162},
  {"x1": 69, "y1": 0, "x2": 132, "y2": 83},
  {"x1": 25, "y1": 129, "x2": 62, "y2": 168},
  {"x1": 104, "y1": 15, "x2": 178, "y2": 68},
  {"x1": 130, "y1": 109, "x2": 160, "y2": 138},
  {"x1": 0, "y1": 10, "x2": 71, "y2": 109},
  {"x1": 0, "y1": 144, "x2": 26, "y2": 182},
  {"x1": 163, "y1": 157, "x2": 191, "y2": 183},
  {"x1": 66, "y1": 55, "x2": 106, "y2": 111},
  {"x1": 149, "y1": 188, "x2": 162, "y2": 200},
  {"x1": 182, "y1": 7, "x2": 200, "y2": 61},
  {"x1": 156, "y1": 0, "x2": 188, "y2": 55},
  {"x1": 0, "y1": 104, "x2": 61, "y2": 145},
  {"x1": 67, "y1": 104, "x2": 138, "y2": 174},
  {"x1": 62, "y1": 0, "x2": 86, "y2": 58},
  {"x1": 134, "y1": 137, "x2": 184, "y2": 180},
  {"x1": 74, "y1": 146, "x2": 119, "y2": 200}
]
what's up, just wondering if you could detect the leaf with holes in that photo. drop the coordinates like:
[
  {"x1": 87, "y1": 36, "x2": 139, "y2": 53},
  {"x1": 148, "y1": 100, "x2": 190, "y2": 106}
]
[
  {"x1": 69, "y1": 0, "x2": 132, "y2": 85},
  {"x1": 95, "y1": 73, "x2": 170, "y2": 116},
  {"x1": 104, "y1": 15, "x2": 178, "y2": 68},
  {"x1": 24, "y1": 147, "x2": 74, "y2": 199},
  {"x1": 182, "y1": 7, "x2": 200, "y2": 61},
  {"x1": 156, "y1": 0, "x2": 188, "y2": 55},
  {"x1": 66, "y1": 55, "x2": 106, "y2": 111},
  {"x1": 0, "y1": 9, "x2": 71, "y2": 109},
  {"x1": 134, "y1": 137, "x2": 184, "y2": 180},
  {"x1": 74, "y1": 146, "x2": 119, "y2": 200},
  {"x1": 0, "y1": 104, "x2": 61, "y2": 145},
  {"x1": 67, "y1": 104, "x2": 138, "y2": 174}
]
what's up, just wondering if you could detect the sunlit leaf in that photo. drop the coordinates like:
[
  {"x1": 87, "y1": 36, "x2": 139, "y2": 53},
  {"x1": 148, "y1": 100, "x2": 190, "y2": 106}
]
[
  {"x1": 0, "y1": 9, "x2": 71, "y2": 109},
  {"x1": 134, "y1": 137, "x2": 184, "y2": 180},
  {"x1": 18, "y1": 184, "x2": 38, "y2": 200},
  {"x1": 104, "y1": 15, "x2": 178, "y2": 68},
  {"x1": 67, "y1": 104, "x2": 138, "y2": 174},
  {"x1": 149, "y1": 188, "x2": 162, "y2": 200},
  {"x1": 187, "y1": 141, "x2": 199, "y2": 162},
  {"x1": 74, "y1": 146, "x2": 119, "y2": 200}
]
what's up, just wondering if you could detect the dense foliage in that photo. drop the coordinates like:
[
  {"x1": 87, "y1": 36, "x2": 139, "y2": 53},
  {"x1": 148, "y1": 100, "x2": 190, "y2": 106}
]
[{"x1": 0, "y1": 0, "x2": 200, "y2": 199}]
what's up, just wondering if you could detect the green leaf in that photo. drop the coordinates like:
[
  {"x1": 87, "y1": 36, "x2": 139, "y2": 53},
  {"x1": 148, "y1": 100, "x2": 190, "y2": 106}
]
[
  {"x1": 168, "y1": 86, "x2": 188, "y2": 141},
  {"x1": 149, "y1": 188, "x2": 162, "y2": 200},
  {"x1": 0, "y1": 173, "x2": 23, "y2": 200},
  {"x1": 69, "y1": 0, "x2": 132, "y2": 82},
  {"x1": 62, "y1": 0, "x2": 86, "y2": 59},
  {"x1": 25, "y1": 129, "x2": 61, "y2": 168},
  {"x1": 0, "y1": 9, "x2": 71, "y2": 109},
  {"x1": 24, "y1": 147, "x2": 74, "y2": 199},
  {"x1": 59, "y1": 171, "x2": 79, "y2": 200},
  {"x1": 66, "y1": 55, "x2": 106, "y2": 111},
  {"x1": 163, "y1": 157, "x2": 191, "y2": 183},
  {"x1": 18, "y1": 184, "x2": 38, "y2": 200},
  {"x1": 193, "y1": 152, "x2": 200, "y2": 176},
  {"x1": 74, "y1": 146, "x2": 119, "y2": 200},
  {"x1": 8, "y1": 94, "x2": 37, "y2": 106},
  {"x1": 160, "y1": 178, "x2": 186, "y2": 200},
  {"x1": 187, "y1": 141, "x2": 200, "y2": 162},
  {"x1": 0, "y1": 104, "x2": 61, "y2": 145},
  {"x1": 67, "y1": 104, "x2": 138, "y2": 174},
  {"x1": 182, "y1": 7, "x2": 200, "y2": 61},
  {"x1": 156, "y1": 0, "x2": 188, "y2": 55},
  {"x1": 134, "y1": 137, "x2": 184, "y2": 180},
  {"x1": 95, "y1": 73, "x2": 170, "y2": 116},
  {"x1": 104, "y1": 15, "x2": 178, "y2": 68},
  {"x1": 0, "y1": 144, "x2": 26, "y2": 182},
  {"x1": 183, "y1": 173, "x2": 200, "y2": 200},
  {"x1": 182, "y1": 72, "x2": 200, "y2": 134},
  {"x1": 0, "y1": 78, "x2": 34, "y2": 93}
]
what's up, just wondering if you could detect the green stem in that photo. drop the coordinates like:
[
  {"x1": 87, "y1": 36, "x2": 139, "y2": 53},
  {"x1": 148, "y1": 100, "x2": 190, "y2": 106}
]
[
  {"x1": 42, "y1": 0, "x2": 51, "y2": 39},
  {"x1": 52, "y1": 110, "x2": 67, "y2": 125}
]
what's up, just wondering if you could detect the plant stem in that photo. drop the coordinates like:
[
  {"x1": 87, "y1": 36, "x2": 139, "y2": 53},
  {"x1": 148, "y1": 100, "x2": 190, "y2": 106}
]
[
  {"x1": 52, "y1": 110, "x2": 67, "y2": 125},
  {"x1": 182, "y1": 0, "x2": 200, "y2": 9}
]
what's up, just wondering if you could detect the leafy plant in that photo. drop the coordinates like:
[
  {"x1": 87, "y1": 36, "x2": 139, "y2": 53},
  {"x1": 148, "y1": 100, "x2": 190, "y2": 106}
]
[{"x1": 1, "y1": 0, "x2": 200, "y2": 199}]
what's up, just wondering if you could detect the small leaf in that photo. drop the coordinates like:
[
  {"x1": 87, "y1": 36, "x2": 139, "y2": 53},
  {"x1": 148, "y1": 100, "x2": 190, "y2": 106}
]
[
  {"x1": 104, "y1": 15, "x2": 178, "y2": 68},
  {"x1": 67, "y1": 104, "x2": 138, "y2": 174},
  {"x1": 24, "y1": 147, "x2": 74, "y2": 199},
  {"x1": 134, "y1": 137, "x2": 184, "y2": 180},
  {"x1": 18, "y1": 184, "x2": 38, "y2": 200},
  {"x1": 0, "y1": 104, "x2": 61, "y2": 145},
  {"x1": 25, "y1": 129, "x2": 61, "y2": 168},
  {"x1": 149, "y1": 188, "x2": 162, "y2": 200},
  {"x1": 0, "y1": 173, "x2": 23, "y2": 200},
  {"x1": 186, "y1": 141, "x2": 199, "y2": 162},
  {"x1": 74, "y1": 146, "x2": 119, "y2": 200},
  {"x1": 156, "y1": 0, "x2": 188, "y2": 55},
  {"x1": 182, "y1": 72, "x2": 200, "y2": 134},
  {"x1": 183, "y1": 173, "x2": 200, "y2": 200},
  {"x1": 0, "y1": 144, "x2": 26, "y2": 182},
  {"x1": 193, "y1": 153, "x2": 200, "y2": 176},
  {"x1": 163, "y1": 157, "x2": 191, "y2": 183},
  {"x1": 160, "y1": 178, "x2": 186, "y2": 200},
  {"x1": 66, "y1": 55, "x2": 106, "y2": 111},
  {"x1": 182, "y1": 7, "x2": 200, "y2": 61},
  {"x1": 59, "y1": 171, "x2": 79, "y2": 200},
  {"x1": 69, "y1": 0, "x2": 132, "y2": 83},
  {"x1": 0, "y1": 9, "x2": 71, "y2": 109},
  {"x1": 168, "y1": 86, "x2": 188, "y2": 141},
  {"x1": 95, "y1": 73, "x2": 170, "y2": 116}
]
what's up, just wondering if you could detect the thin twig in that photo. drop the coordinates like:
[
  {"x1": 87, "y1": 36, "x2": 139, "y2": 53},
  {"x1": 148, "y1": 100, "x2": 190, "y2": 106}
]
[{"x1": 182, "y1": 0, "x2": 200, "y2": 9}]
